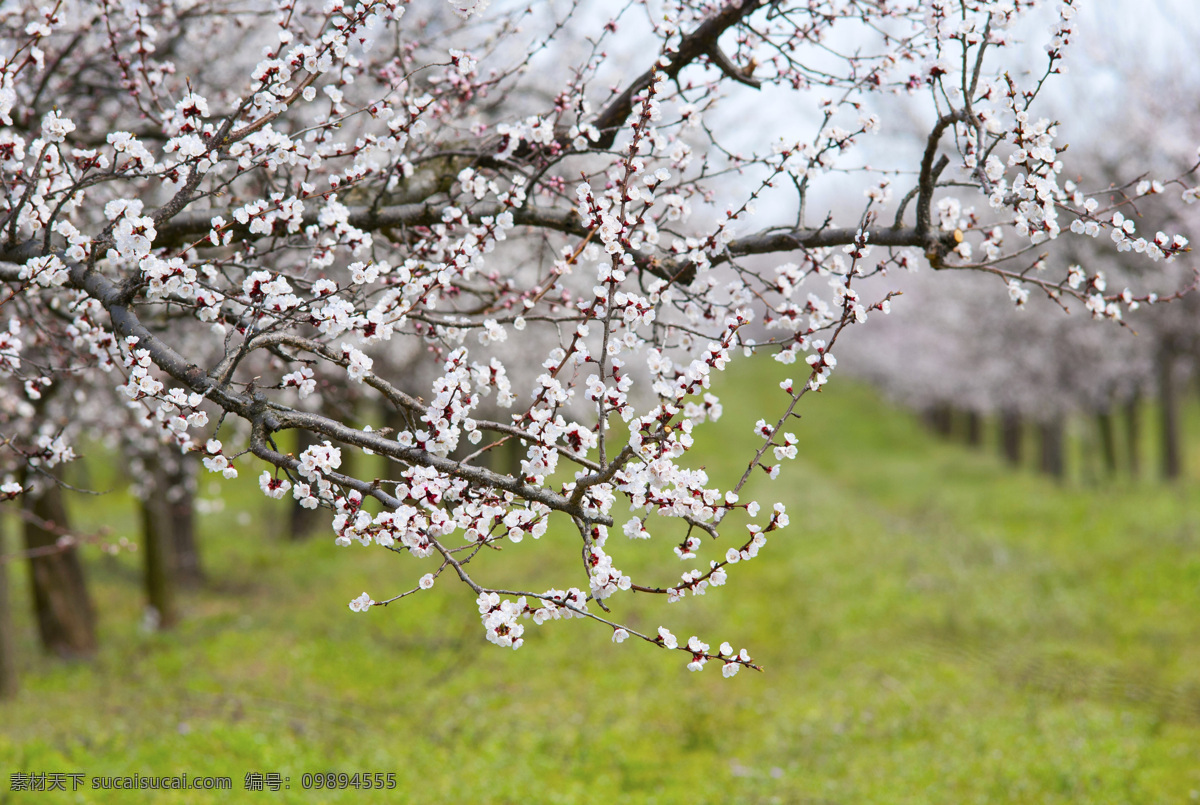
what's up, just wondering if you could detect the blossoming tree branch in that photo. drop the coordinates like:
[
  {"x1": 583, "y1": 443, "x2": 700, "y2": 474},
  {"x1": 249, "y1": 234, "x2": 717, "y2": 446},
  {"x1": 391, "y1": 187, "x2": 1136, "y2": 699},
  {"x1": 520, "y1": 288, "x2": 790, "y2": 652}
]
[{"x1": 1, "y1": 0, "x2": 1195, "y2": 674}]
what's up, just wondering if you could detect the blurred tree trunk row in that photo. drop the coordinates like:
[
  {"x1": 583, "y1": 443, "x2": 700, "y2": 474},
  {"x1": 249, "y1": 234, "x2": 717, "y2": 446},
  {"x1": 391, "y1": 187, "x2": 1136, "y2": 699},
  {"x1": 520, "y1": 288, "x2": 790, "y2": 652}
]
[{"x1": 920, "y1": 379, "x2": 1179, "y2": 484}]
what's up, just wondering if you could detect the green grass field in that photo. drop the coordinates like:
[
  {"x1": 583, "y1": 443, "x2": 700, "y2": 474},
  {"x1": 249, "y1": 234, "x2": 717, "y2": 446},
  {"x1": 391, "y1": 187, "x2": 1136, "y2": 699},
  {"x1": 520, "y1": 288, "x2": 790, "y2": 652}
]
[{"x1": 2, "y1": 358, "x2": 1199, "y2": 804}]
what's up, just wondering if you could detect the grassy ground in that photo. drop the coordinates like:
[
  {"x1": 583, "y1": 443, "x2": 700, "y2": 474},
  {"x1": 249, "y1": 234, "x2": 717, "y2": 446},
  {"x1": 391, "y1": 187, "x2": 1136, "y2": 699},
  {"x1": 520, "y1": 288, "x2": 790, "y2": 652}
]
[{"x1": 2, "y1": 359, "x2": 1199, "y2": 804}]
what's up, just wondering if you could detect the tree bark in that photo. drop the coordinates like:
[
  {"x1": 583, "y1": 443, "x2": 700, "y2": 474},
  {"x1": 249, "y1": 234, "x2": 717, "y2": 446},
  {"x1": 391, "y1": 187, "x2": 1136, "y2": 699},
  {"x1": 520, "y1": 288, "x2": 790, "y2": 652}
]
[
  {"x1": 0, "y1": 517, "x2": 18, "y2": 700},
  {"x1": 1038, "y1": 417, "x2": 1066, "y2": 480},
  {"x1": 1158, "y1": 350, "x2": 1182, "y2": 481},
  {"x1": 22, "y1": 481, "x2": 97, "y2": 659},
  {"x1": 924, "y1": 403, "x2": 953, "y2": 437},
  {"x1": 1124, "y1": 392, "x2": 1141, "y2": 480},
  {"x1": 1096, "y1": 408, "x2": 1117, "y2": 478},
  {"x1": 164, "y1": 454, "x2": 202, "y2": 588},
  {"x1": 999, "y1": 409, "x2": 1023, "y2": 466},
  {"x1": 140, "y1": 490, "x2": 179, "y2": 631},
  {"x1": 963, "y1": 409, "x2": 982, "y2": 448}
]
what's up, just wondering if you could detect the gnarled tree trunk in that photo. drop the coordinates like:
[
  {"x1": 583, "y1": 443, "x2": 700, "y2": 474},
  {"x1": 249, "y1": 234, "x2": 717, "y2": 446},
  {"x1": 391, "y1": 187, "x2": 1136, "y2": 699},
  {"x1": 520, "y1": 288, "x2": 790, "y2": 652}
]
[
  {"x1": 164, "y1": 453, "x2": 202, "y2": 588},
  {"x1": 999, "y1": 409, "x2": 1023, "y2": 467},
  {"x1": 22, "y1": 481, "x2": 96, "y2": 659},
  {"x1": 1038, "y1": 417, "x2": 1065, "y2": 480},
  {"x1": 0, "y1": 516, "x2": 18, "y2": 700},
  {"x1": 139, "y1": 489, "x2": 179, "y2": 631},
  {"x1": 924, "y1": 403, "x2": 953, "y2": 437},
  {"x1": 1158, "y1": 349, "x2": 1182, "y2": 481},
  {"x1": 1124, "y1": 392, "x2": 1141, "y2": 479},
  {"x1": 963, "y1": 409, "x2": 982, "y2": 448},
  {"x1": 1096, "y1": 407, "x2": 1117, "y2": 478}
]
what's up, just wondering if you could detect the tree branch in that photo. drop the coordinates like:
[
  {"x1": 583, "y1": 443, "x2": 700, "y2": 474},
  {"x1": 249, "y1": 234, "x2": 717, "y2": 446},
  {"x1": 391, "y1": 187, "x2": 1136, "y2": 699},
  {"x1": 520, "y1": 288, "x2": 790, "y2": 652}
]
[
  {"x1": 590, "y1": 0, "x2": 765, "y2": 150},
  {"x1": 153, "y1": 201, "x2": 587, "y2": 247},
  {"x1": 915, "y1": 111, "x2": 967, "y2": 242},
  {"x1": 3, "y1": 253, "x2": 614, "y2": 527}
]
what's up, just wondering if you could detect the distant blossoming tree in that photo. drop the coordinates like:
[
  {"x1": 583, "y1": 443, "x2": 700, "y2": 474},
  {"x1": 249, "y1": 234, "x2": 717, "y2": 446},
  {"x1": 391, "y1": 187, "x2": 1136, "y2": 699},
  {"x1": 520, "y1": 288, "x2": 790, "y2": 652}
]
[{"x1": 1, "y1": 0, "x2": 1195, "y2": 674}]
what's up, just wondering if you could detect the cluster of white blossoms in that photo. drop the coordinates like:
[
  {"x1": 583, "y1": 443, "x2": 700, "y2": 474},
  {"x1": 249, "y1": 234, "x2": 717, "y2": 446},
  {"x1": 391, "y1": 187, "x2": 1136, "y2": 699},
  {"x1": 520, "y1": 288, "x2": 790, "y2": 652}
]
[
  {"x1": 348, "y1": 592, "x2": 375, "y2": 612},
  {"x1": 1, "y1": 0, "x2": 1195, "y2": 674},
  {"x1": 119, "y1": 342, "x2": 164, "y2": 401},
  {"x1": 202, "y1": 440, "x2": 238, "y2": 480},
  {"x1": 259, "y1": 471, "x2": 293, "y2": 500},
  {"x1": 477, "y1": 592, "x2": 525, "y2": 649},
  {"x1": 18, "y1": 254, "x2": 69, "y2": 288}
]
